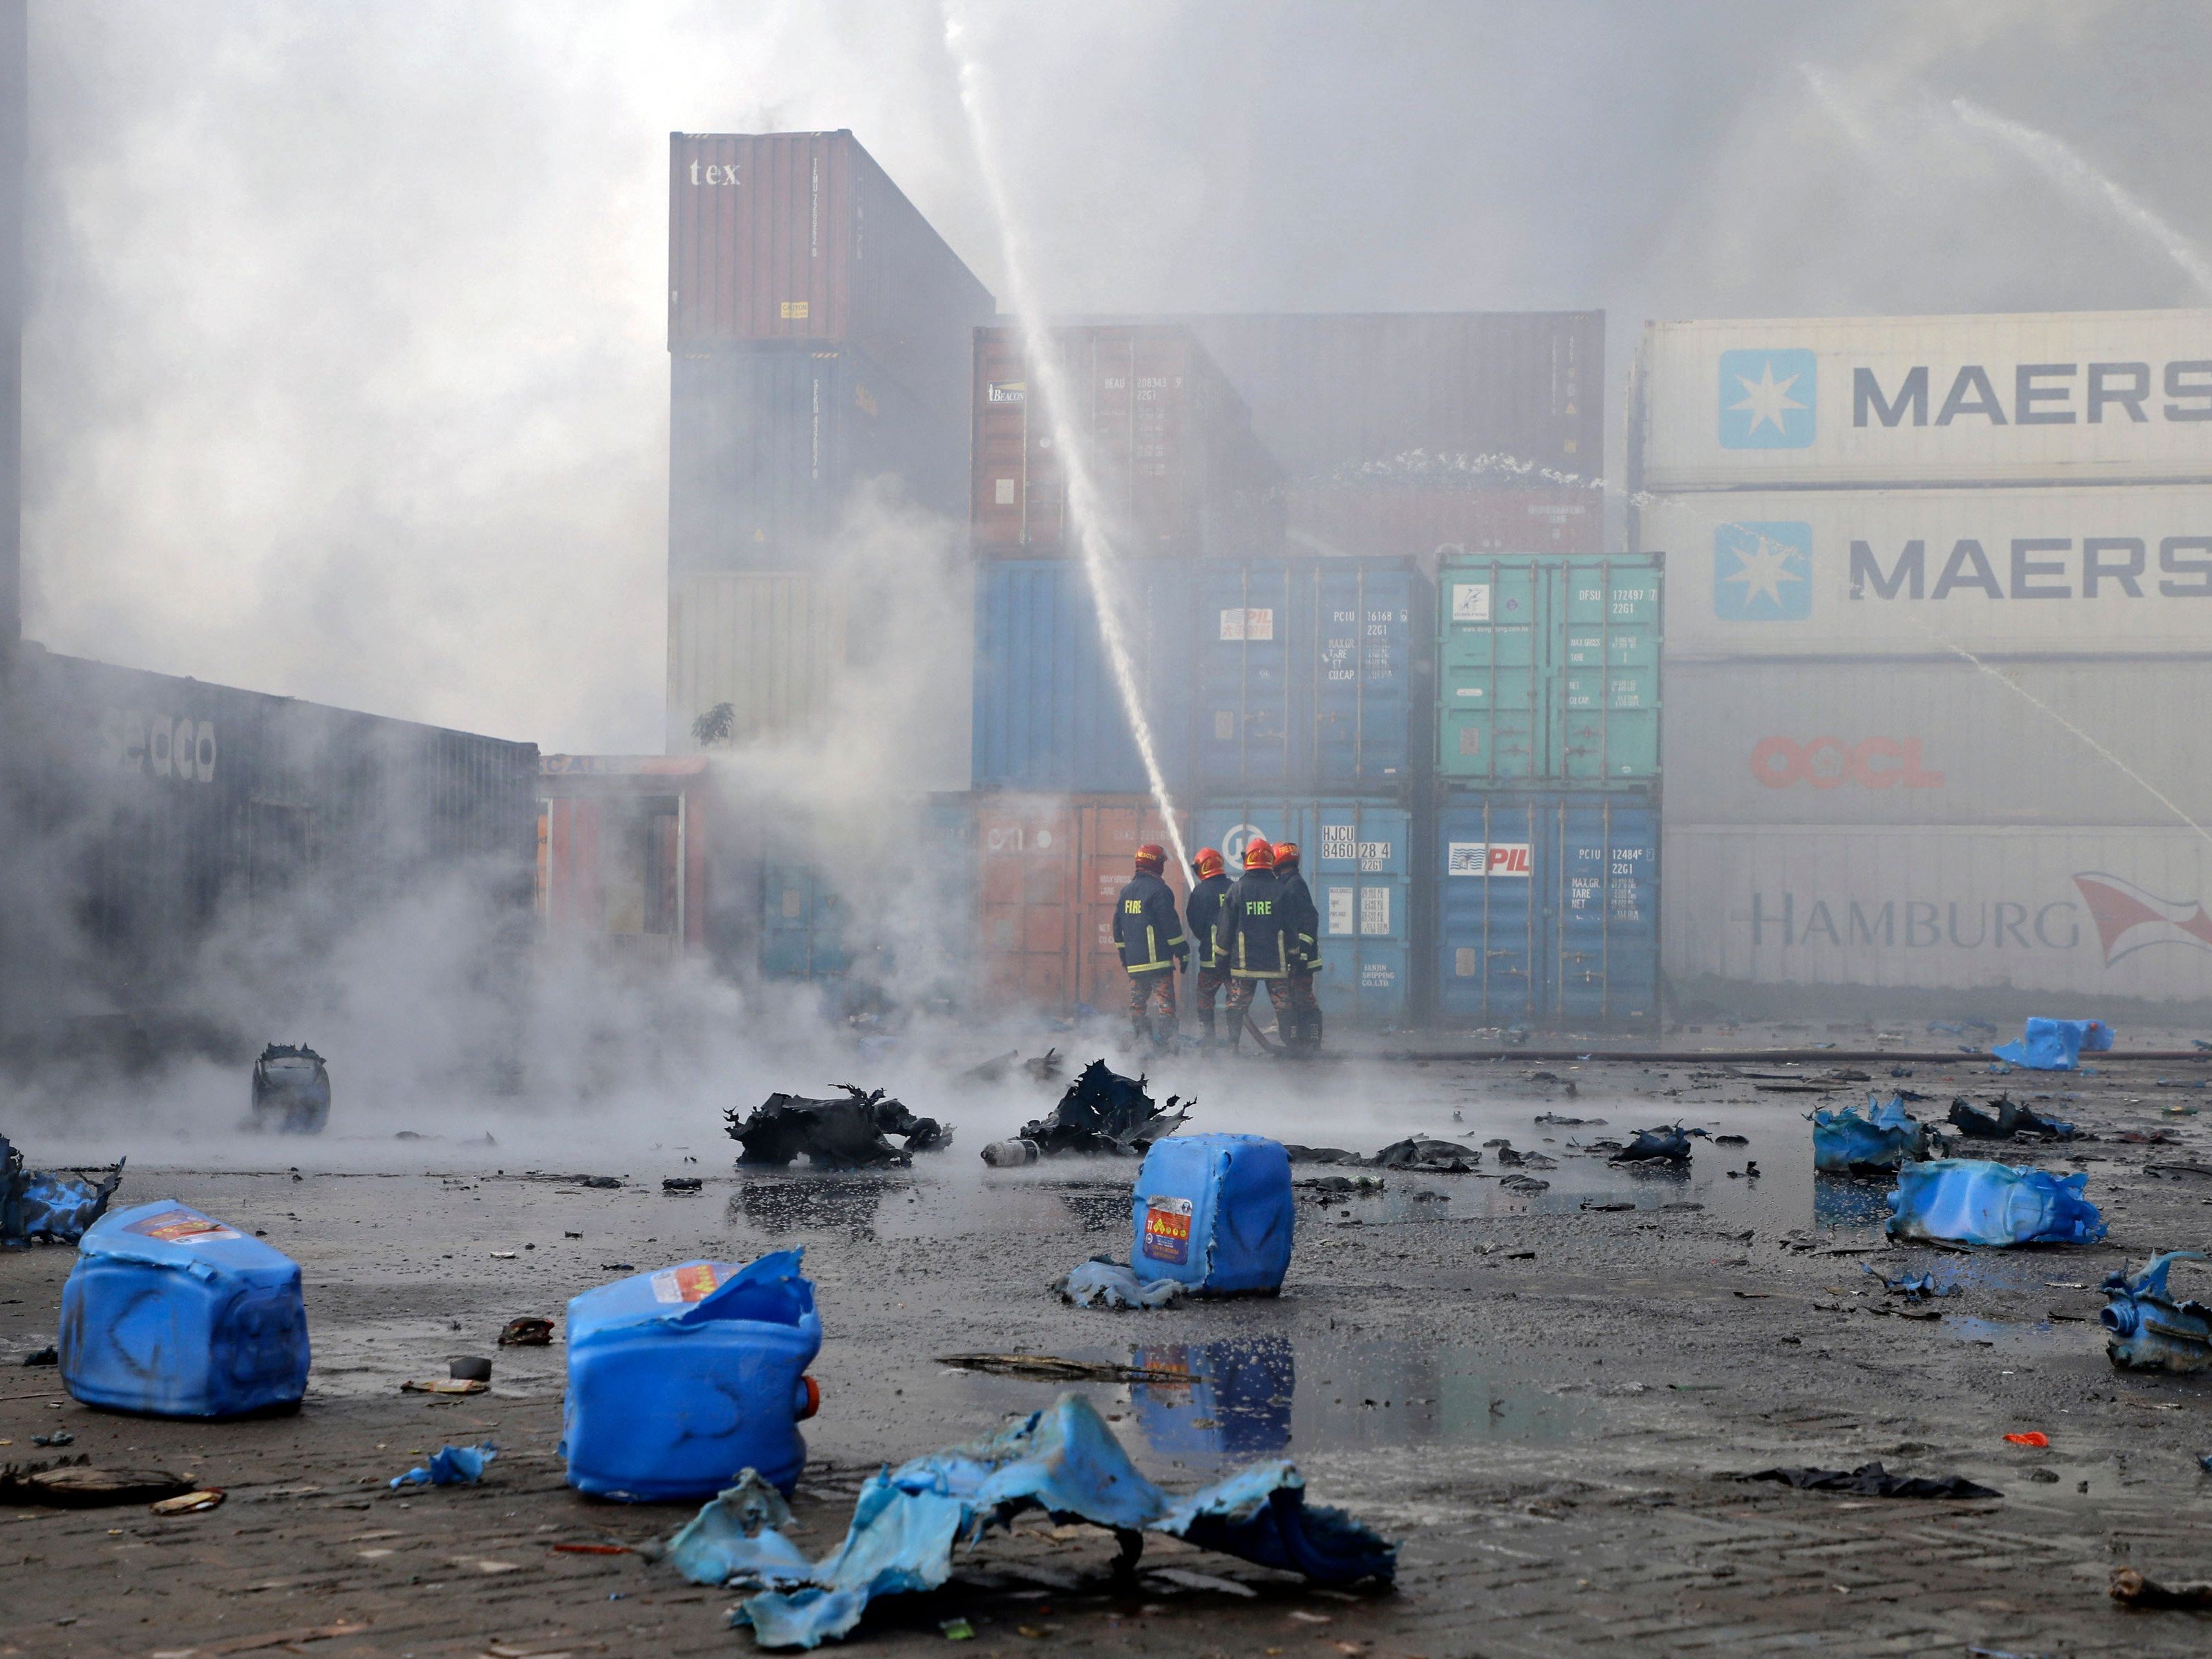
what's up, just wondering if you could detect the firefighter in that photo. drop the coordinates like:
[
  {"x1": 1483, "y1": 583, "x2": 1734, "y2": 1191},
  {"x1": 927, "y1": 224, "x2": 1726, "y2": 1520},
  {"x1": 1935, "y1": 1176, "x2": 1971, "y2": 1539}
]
[
  {"x1": 1184, "y1": 847, "x2": 1232, "y2": 1048},
  {"x1": 1273, "y1": 841, "x2": 1324, "y2": 1053},
  {"x1": 1112, "y1": 843, "x2": 1186, "y2": 1047},
  {"x1": 1217, "y1": 838, "x2": 1290, "y2": 1052}
]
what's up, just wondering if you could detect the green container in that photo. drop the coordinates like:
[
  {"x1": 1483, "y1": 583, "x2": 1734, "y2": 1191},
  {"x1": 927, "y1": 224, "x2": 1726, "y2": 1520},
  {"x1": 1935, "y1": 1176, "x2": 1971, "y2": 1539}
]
[{"x1": 1436, "y1": 554, "x2": 1660, "y2": 785}]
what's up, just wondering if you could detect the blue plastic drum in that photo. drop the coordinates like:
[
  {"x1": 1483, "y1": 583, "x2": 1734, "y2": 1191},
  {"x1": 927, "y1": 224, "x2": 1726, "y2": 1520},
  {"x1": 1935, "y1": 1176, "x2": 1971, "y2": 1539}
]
[{"x1": 1132, "y1": 1134, "x2": 1294, "y2": 1295}]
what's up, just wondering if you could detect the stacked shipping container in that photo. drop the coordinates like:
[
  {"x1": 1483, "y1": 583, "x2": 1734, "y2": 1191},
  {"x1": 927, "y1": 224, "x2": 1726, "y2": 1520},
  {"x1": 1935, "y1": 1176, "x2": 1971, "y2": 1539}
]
[{"x1": 1632, "y1": 309, "x2": 2212, "y2": 1010}]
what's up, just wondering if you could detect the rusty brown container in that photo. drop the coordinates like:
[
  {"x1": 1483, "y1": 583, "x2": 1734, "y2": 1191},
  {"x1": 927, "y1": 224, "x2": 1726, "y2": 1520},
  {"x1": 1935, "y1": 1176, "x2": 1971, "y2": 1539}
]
[
  {"x1": 668, "y1": 131, "x2": 995, "y2": 405},
  {"x1": 971, "y1": 325, "x2": 1282, "y2": 559}
]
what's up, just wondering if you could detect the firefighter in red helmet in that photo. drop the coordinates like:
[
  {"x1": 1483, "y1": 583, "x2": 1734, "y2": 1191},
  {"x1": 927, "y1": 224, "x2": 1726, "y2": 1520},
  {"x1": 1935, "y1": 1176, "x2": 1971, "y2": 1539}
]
[
  {"x1": 1184, "y1": 847, "x2": 1232, "y2": 1048},
  {"x1": 1217, "y1": 837, "x2": 1290, "y2": 1052},
  {"x1": 1273, "y1": 841, "x2": 1323, "y2": 1053},
  {"x1": 1112, "y1": 843, "x2": 1187, "y2": 1047}
]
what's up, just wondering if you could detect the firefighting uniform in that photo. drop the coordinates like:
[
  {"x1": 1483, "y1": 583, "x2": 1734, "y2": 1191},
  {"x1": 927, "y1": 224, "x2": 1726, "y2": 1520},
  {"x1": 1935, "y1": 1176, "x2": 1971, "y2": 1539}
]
[
  {"x1": 1276, "y1": 864, "x2": 1323, "y2": 1047},
  {"x1": 1112, "y1": 868, "x2": 1186, "y2": 1035},
  {"x1": 1217, "y1": 865, "x2": 1291, "y2": 1042},
  {"x1": 1185, "y1": 869, "x2": 1233, "y2": 1038}
]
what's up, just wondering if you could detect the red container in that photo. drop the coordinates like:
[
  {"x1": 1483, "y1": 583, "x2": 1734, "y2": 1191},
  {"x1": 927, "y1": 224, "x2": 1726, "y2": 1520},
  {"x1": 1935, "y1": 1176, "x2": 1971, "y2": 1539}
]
[
  {"x1": 974, "y1": 794, "x2": 1191, "y2": 1013},
  {"x1": 668, "y1": 131, "x2": 995, "y2": 406},
  {"x1": 1283, "y1": 482, "x2": 1600, "y2": 570},
  {"x1": 1184, "y1": 312, "x2": 1603, "y2": 483},
  {"x1": 971, "y1": 326, "x2": 1282, "y2": 559},
  {"x1": 537, "y1": 756, "x2": 715, "y2": 955}
]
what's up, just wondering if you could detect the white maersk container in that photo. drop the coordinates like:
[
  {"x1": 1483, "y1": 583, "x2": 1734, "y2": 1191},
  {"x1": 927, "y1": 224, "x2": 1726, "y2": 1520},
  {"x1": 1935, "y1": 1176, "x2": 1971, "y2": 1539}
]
[
  {"x1": 1633, "y1": 310, "x2": 2212, "y2": 491},
  {"x1": 1664, "y1": 658, "x2": 2212, "y2": 830},
  {"x1": 1664, "y1": 823, "x2": 2212, "y2": 1004},
  {"x1": 1639, "y1": 485, "x2": 2212, "y2": 658}
]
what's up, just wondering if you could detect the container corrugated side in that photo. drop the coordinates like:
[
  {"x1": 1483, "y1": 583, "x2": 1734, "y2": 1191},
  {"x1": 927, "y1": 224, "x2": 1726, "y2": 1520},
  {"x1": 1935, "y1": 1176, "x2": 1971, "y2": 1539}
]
[
  {"x1": 1633, "y1": 310, "x2": 2212, "y2": 491},
  {"x1": 1663, "y1": 657, "x2": 2212, "y2": 828},
  {"x1": 669, "y1": 345, "x2": 966, "y2": 577},
  {"x1": 1432, "y1": 790, "x2": 1659, "y2": 1029},
  {"x1": 971, "y1": 560, "x2": 1193, "y2": 794},
  {"x1": 1183, "y1": 312, "x2": 1603, "y2": 480},
  {"x1": 1436, "y1": 555, "x2": 1661, "y2": 785},
  {"x1": 668, "y1": 131, "x2": 994, "y2": 405},
  {"x1": 537, "y1": 757, "x2": 710, "y2": 956},
  {"x1": 971, "y1": 325, "x2": 1282, "y2": 559},
  {"x1": 1639, "y1": 484, "x2": 2212, "y2": 659},
  {"x1": 1192, "y1": 559, "x2": 1427, "y2": 793},
  {"x1": 667, "y1": 572, "x2": 845, "y2": 753},
  {"x1": 1283, "y1": 482, "x2": 1601, "y2": 567},
  {"x1": 1662, "y1": 821, "x2": 2212, "y2": 1003},
  {"x1": 1190, "y1": 798, "x2": 1413, "y2": 1027}
]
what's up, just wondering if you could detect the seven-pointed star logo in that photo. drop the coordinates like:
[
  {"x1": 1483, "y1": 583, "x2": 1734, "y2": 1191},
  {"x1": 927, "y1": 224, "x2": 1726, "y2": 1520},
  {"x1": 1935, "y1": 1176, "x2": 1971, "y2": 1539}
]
[
  {"x1": 1716, "y1": 348, "x2": 1817, "y2": 448},
  {"x1": 1712, "y1": 521, "x2": 1812, "y2": 620},
  {"x1": 1729, "y1": 359, "x2": 1804, "y2": 436}
]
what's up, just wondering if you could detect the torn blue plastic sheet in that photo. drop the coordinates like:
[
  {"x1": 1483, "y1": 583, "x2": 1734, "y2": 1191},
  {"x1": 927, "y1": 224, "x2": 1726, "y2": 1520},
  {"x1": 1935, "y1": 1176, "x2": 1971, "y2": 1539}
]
[
  {"x1": 391, "y1": 1443, "x2": 498, "y2": 1488},
  {"x1": 0, "y1": 1135, "x2": 125, "y2": 1246},
  {"x1": 2101, "y1": 1252, "x2": 2212, "y2": 1374},
  {"x1": 1886, "y1": 1159, "x2": 2106, "y2": 1247},
  {"x1": 679, "y1": 1394, "x2": 1395, "y2": 1649},
  {"x1": 1058, "y1": 1257, "x2": 1183, "y2": 1310},
  {"x1": 1991, "y1": 1018, "x2": 2113, "y2": 1071},
  {"x1": 1812, "y1": 1096, "x2": 1933, "y2": 1172}
]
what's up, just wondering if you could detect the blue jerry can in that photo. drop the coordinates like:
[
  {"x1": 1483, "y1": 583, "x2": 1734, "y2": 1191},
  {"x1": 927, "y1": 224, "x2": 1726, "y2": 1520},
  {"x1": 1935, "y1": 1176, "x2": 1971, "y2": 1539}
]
[
  {"x1": 59, "y1": 1200, "x2": 310, "y2": 1418},
  {"x1": 1131, "y1": 1134, "x2": 1294, "y2": 1295},
  {"x1": 561, "y1": 1250, "x2": 823, "y2": 1501}
]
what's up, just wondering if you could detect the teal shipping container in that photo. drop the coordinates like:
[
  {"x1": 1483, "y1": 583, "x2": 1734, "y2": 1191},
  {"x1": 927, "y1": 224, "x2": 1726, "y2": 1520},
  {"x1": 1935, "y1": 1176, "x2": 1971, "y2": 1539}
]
[
  {"x1": 1436, "y1": 554, "x2": 1660, "y2": 785},
  {"x1": 1190, "y1": 798, "x2": 1412, "y2": 1027},
  {"x1": 1432, "y1": 791, "x2": 1658, "y2": 1029},
  {"x1": 758, "y1": 863, "x2": 850, "y2": 982}
]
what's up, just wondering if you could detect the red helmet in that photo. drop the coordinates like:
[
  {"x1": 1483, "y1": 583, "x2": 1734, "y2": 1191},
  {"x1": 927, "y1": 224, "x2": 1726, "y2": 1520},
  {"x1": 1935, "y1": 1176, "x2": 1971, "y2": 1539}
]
[
  {"x1": 1134, "y1": 843, "x2": 1167, "y2": 874},
  {"x1": 1192, "y1": 847, "x2": 1225, "y2": 879},
  {"x1": 1273, "y1": 841, "x2": 1300, "y2": 870},
  {"x1": 1242, "y1": 839, "x2": 1275, "y2": 870}
]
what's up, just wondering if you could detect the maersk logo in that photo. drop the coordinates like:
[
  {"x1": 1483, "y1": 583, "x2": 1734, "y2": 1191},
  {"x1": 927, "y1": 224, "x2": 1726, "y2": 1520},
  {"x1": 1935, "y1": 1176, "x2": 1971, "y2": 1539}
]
[
  {"x1": 1714, "y1": 521, "x2": 1812, "y2": 619},
  {"x1": 1718, "y1": 348, "x2": 1817, "y2": 449}
]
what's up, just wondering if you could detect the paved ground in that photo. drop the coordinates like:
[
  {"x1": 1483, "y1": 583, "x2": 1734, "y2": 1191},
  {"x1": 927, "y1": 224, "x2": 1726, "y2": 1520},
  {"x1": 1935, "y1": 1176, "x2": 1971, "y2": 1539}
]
[{"x1": 5, "y1": 1033, "x2": 2212, "y2": 1657}]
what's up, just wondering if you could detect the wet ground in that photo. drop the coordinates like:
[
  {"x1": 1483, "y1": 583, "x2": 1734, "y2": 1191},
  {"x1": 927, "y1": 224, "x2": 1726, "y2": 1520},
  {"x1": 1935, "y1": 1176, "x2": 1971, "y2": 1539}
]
[{"x1": 6, "y1": 1033, "x2": 2212, "y2": 1656}]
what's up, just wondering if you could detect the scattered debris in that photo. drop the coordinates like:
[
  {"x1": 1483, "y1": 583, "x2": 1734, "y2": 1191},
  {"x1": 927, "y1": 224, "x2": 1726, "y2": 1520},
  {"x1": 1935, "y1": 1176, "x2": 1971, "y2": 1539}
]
[
  {"x1": 663, "y1": 1177, "x2": 704, "y2": 1193},
  {"x1": 2003, "y1": 1432, "x2": 2050, "y2": 1447},
  {"x1": 150, "y1": 1488, "x2": 225, "y2": 1515},
  {"x1": 664, "y1": 1470, "x2": 803, "y2": 1587},
  {"x1": 0, "y1": 1456, "x2": 191, "y2": 1507},
  {"x1": 957, "y1": 1048, "x2": 1062, "y2": 1087},
  {"x1": 1373, "y1": 1138, "x2": 1483, "y2": 1172},
  {"x1": 527, "y1": 1172, "x2": 622, "y2": 1188},
  {"x1": 991, "y1": 1060, "x2": 1189, "y2": 1160},
  {"x1": 2101, "y1": 1252, "x2": 2212, "y2": 1373},
  {"x1": 1886, "y1": 1159, "x2": 2106, "y2": 1246},
  {"x1": 1948, "y1": 1096, "x2": 2080, "y2": 1142},
  {"x1": 248, "y1": 1043, "x2": 332, "y2": 1134},
  {"x1": 1813, "y1": 1095, "x2": 1938, "y2": 1172},
  {"x1": 21, "y1": 1344, "x2": 56, "y2": 1366},
  {"x1": 1535, "y1": 1112, "x2": 1604, "y2": 1126},
  {"x1": 1863, "y1": 1264, "x2": 1958, "y2": 1302},
  {"x1": 1612, "y1": 1125, "x2": 1707, "y2": 1164},
  {"x1": 727, "y1": 1086, "x2": 953, "y2": 1169},
  {"x1": 389, "y1": 1442, "x2": 497, "y2": 1489},
  {"x1": 449, "y1": 1357, "x2": 492, "y2": 1382},
  {"x1": 1056, "y1": 1258, "x2": 1185, "y2": 1311},
  {"x1": 1715, "y1": 1134, "x2": 1748, "y2": 1146},
  {"x1": 498, "y1": 1317, "x2": 554, "y2": 1347},
  {"x1": 33, "y1": 1431, "x2": 73, "y2": 1447},
  {"x1": 1, "y1": 1134, "x2": 126, "y2": 1247},
  {"x1": 2110, "y1": 1566, "x2": 2212, "y2": 1609},
  {"x1": 1499, "y1": 1173, "x2": 1550, "y2": 1193},
  {"x1": 1734, "y1": 1462, "x2": 2000, "y2": 1500},
  {"x1": 937, "y1": 1353, "x2": 1191, "y2": 1385},
  {"x1": 671, "y1": 1394, "x2": 1394, "y2": 1649},
  {"x1": 400, "y1": 1377, "x2": 488, "y2": 1396},
  {"x1": 1991, "y1": 1017, "x2": 2112, "y2": 1072},
  {"x1": 1297, "y1": 1174, "x2": 1385, "y2": 1198}
]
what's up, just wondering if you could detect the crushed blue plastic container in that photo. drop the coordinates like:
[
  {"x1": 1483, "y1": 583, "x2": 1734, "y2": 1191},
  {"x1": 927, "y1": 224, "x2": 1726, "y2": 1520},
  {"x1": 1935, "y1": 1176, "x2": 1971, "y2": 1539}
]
[
  {"x1": 1131, "y1": 1134, "x2": 1294, "y2": 1295},
  {"x1": 561, "y1": 1250, "x2": 823, "y2": 1501},
  {"x1": 1886, "y1": 1159, "x2": 2107, "y2": 1246},
  {"x1": 59, "y1": 1199, "x2": 310, "y2": 1418}
]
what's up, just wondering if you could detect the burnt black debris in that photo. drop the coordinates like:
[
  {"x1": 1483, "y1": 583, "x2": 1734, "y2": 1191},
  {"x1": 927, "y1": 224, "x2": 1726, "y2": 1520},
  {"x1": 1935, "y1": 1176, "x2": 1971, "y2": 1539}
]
[
  {"x1": 250, "y1": 1042, "x2": 331, "y2": 1134},
  {"x1": 1000, "y1": 1060, "x2": 1188, "y2": 1160},
  {"x1": 727, "y1": 1085, "x2": 953, "y2": 1169},
  {"x1": 1284, "y1": 1138, "x2": 1484, "y2": 1172},
  {"x1": 0, "y1": 1456, "x2": 195, "y2": 1508},
  {"x1": 1734, "y1": 1462, "x2": 2000, "y2": 1500},
  {"x1": 1948, "y1": 1095, "x2": 2081, "y2": 1141},
  {"x1": 1612, "y1": 1125, "x2": 1708, "y2": 1164}
]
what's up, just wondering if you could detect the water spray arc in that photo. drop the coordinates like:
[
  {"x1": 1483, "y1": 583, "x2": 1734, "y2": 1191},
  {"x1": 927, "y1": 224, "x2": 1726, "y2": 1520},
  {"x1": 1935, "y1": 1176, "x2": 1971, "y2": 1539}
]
[{"x1": 943, "y1": 8, "x2": 1191, "y2": 877}]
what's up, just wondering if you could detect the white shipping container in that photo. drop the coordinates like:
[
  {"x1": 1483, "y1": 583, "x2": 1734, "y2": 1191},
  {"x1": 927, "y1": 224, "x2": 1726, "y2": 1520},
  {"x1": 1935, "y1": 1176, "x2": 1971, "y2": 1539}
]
[
  {"x1": 667, "y1": 572, "x2": 846, "y2": 753},
  {"x1": 1664, "y1": 823, "x2": 2212, "y2": 1002},
  {"x1": 1635, "y1": 310, "x2": 2212, "y2": 490},
  {"x1": 1665, "y1": 658, "x2": 2212, "y2": 828},
  {"x1": 1640, "y1": 485, "x2": 2212, "y2": 658}
]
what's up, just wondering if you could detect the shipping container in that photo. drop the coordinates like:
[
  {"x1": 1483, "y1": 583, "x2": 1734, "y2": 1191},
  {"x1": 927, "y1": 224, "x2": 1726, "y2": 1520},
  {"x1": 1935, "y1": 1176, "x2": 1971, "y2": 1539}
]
[
  {"x1": 668, "y1": 131, "x2": 994, "y2": 406},
  {"x1": 971, "y1": 326, "x2": 1282, "y2": 559},
  {"x1": 1183, "y1": 312, "x2": 1603, "y2": 482},
  {"x1": 971, "y1": 560, "x2": 1193, "y2": 794},
  {"x1": 1633, "y1": 310, "x2": 2212, "y2": 491},
  {"x1": 2, "y1": 646, "x2": 538, "y2": 1041},
  {"x1": 667, "y1": 571, "x2": 845, "y2": 754},
  {"x1": 1639, "y1": 484, "x2": 2212, "y2": 659},
  {"x1": 1189, "y1": 800, "x2": 1414, "y2": 1027},
  {"x1": 1432, "y1": 791, "x2": 1660, "y2": 1029},
  {"x1": 1192, "y1": 559, "x2": 1429, "y2": 792},
  {"x1": 1663, "y1": 658, "x2": 2212, "y2": 828},
  {"x1": 1436, "y1": 554, "x2": 1661, "y2": 785},
  {"x1": 1283, "y1": 482, "x2": 1601, "y2": 566},
  {"x1": 669, "y1": 345, "x2": 968, "y2": 577},
  {"x1": 973, "y1": 794, "x2": 1190, "y2": 1015},
  {"x1": 1664, "y1": 822, "x2": 2212, "y2": 1004},
  {"x1": 537, "y1": 757, "x2": 713, "y2": 958}
]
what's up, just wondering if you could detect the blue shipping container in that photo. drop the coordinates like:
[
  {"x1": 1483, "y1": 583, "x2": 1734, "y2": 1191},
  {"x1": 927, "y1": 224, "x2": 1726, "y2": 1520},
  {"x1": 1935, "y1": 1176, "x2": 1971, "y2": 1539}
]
[
  {"x1": 758, "y1": 863, "x2": 850, "y2": 982},
  {"x1": 671, "y1": 345, "x2": 966, "y2": 576},
  {"x1": 1190, "y1": 798, "x2": 1412, "y2": 1027},
  {"x1": 1432, "y1": 791, "x2": 1658, "y2": 1028},
  {"x1": 1193, "y1": 559, "x2": 1426, "y2": 792},
  {"x1": 971, "y1": 561, "x2": 1194, "y2": 794}
]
